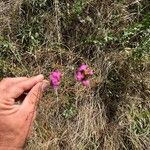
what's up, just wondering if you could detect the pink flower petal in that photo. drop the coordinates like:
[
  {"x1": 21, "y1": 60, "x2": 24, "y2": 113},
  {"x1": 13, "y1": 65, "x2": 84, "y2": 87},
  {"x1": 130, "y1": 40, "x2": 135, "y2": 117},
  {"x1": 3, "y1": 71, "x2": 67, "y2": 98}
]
[
  {"x1": 75, "y1": 71, "x2": 84, "y2": 81},
  {"x1": 78, "y1": 64, "x2": 88, "y2": 71},
  {"x1": 89, "y1": 70, "x2": 94, "y2": 75},
  {"x1": 82, "y1": 80, "x2": 90, "y2": 87},
  {"x1": 75, "y1": 64, "x2": 94, "y2": 87},
  {"x1": 51, "y1": 70, "x2": 62, "y2": 79},
  {"x1": 51, "y1": 78, "x2": 59, "y2": 85},
  {"x1": 49, "y1": 70, "x2": 62, "y2": 89}
]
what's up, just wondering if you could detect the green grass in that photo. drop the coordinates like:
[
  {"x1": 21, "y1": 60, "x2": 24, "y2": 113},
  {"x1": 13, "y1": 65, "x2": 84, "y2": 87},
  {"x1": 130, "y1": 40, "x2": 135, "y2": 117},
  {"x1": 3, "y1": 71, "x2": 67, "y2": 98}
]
[{"x1": 0, "y1": 0, "x2": 150, "y2": 149}]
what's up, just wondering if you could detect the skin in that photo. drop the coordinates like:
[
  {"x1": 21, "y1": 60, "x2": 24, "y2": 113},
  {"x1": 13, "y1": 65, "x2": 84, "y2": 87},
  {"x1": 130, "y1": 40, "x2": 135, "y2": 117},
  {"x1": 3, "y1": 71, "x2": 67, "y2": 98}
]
[{"x1": 0, "y1": 75, "x2": 48, "y2": 150}]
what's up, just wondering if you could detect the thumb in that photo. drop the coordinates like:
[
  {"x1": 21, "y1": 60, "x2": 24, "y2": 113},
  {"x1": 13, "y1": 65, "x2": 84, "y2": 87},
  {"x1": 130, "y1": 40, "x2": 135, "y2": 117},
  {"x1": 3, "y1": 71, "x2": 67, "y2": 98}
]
[{"x1": 20, "y1": 81, "x2": 48, "y2": 113}]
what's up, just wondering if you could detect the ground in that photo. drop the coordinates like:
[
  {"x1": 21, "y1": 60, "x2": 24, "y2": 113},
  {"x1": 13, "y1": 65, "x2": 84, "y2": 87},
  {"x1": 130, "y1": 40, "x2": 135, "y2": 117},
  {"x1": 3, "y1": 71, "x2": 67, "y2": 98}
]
[{"x1": 0, "y1": 0, "x2": 150, "y2": 150}]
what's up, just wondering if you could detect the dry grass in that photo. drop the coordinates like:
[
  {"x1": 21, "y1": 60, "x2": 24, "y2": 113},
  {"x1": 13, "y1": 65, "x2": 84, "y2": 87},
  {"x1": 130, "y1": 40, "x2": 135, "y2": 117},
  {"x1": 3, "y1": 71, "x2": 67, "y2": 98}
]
[{"x1": 0, "y1": 0, "x2": 150, "y2": 150}]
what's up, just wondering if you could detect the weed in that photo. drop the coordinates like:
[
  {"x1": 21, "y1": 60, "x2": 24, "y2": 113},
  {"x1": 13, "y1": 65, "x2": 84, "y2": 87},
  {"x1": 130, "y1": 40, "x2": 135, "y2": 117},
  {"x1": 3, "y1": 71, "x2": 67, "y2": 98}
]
[{"x1": 0, "y1": 0, "x2": 150, "y2": 149}]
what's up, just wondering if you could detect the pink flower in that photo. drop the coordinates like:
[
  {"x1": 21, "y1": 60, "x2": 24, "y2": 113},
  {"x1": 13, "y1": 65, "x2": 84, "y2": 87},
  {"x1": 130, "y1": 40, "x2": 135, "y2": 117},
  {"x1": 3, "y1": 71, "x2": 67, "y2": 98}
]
[
  {"x1": 75, "y1": 71, "x2": 84, "y2": 81},
  {"x1": 49, "y1": 70, "x2": 62, "y2": 89},
  {"x1": 89, "y1": 70, "x2": 94, "y2": 75},
  {"x1": 82, "y1": 80, "x2": 90, "y2": 86},
  {"x1": 78, "y1": 64, "x2": 88, "y2": 71},
  {"x1": 75, "y1": 64, "x2": 93, "y2": 87}
]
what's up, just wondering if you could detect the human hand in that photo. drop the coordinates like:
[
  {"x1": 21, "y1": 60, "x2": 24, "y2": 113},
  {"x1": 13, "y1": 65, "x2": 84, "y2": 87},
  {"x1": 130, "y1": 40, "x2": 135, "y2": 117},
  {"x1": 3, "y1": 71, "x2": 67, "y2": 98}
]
[{"x1": 0, "y1": 75, "x2": 48, "y2": 150}]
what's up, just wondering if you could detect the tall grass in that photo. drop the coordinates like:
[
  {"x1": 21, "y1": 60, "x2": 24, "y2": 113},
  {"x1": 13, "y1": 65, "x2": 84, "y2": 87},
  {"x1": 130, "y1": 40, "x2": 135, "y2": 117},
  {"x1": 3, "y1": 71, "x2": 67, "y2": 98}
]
[{"x1": 0, "y1": 0, "x2": 150, "y2": 149}]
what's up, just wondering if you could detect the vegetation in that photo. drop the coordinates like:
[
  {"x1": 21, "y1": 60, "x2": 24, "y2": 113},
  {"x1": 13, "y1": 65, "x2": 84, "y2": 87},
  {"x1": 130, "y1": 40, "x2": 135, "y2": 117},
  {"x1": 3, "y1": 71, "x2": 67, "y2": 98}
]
[{"x1": 0, "y1": 0, "x2": 150, "y2": 149}]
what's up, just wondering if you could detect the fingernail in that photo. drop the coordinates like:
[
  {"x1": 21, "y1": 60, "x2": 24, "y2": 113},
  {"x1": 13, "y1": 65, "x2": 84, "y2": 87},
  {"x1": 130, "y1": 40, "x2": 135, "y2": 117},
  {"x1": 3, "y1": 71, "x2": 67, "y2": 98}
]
[
  {"x1": 42, "y1": 81, "x2": 49, "y2": 92},
  {"x1": 36, "y1": 74, "x2": 44, "y2": 80}
]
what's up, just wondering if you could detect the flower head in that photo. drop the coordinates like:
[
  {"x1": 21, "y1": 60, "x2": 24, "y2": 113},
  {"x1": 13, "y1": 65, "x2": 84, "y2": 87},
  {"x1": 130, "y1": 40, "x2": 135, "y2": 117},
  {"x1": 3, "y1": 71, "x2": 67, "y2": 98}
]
[
  {"x1": 49, "y1": 70, "x2": 62, "y2": 89},
  {"x1": 75, "y1": 71, "x2": 84, "y2": 81},
  {"x1": 82, "y1": 80, "x2": 90, "y2": 86},
  {"x1": 75, "y1": 64, "x2": 93, "y2": 87},
  {"x1": 78, "y1": 64, "x2": 88, "y2": 72}
]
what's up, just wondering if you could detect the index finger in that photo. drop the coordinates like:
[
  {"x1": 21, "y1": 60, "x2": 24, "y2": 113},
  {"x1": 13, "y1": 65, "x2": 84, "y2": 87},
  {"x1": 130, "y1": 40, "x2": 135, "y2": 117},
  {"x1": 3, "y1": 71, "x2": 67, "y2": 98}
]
[
  {"x1": 17, "y1": 75, "x2": 44, "y2": 92},
  {"x1": 0, "y1": 77, "x2": 28, "y2": 87},
  {"x1": 9, "y1": 74, "x2": 44, "y2": 99}
]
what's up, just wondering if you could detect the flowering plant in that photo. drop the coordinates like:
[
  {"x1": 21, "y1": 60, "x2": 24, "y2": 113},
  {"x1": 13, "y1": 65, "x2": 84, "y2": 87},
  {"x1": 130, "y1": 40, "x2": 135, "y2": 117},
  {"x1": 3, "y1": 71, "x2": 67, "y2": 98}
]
[
  {"x1": 75, "y1": 64, "x2": 93, "y2": 87},
  {"x1": 49, "y1": 70, "x2": 62, "y2": 89}
]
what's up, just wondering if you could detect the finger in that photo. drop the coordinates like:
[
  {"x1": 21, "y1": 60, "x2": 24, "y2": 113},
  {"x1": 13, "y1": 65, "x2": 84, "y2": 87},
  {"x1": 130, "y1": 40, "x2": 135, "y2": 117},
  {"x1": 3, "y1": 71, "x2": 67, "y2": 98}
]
[
  {"x1": 0, "y1": 77, "x2": 28, "y2": 88},
  {"x1": 33, "y1": 111, "x2": 37, "y2": 121},
  {"x1": 17, "y1": 74, "x2": 44, "y2": 92},
  {"x1": 27, "y1": 111, "x2": 37, "y2": 138},
  {"x1": 16, "y1": 80, "x2": 49, "y2": 102},
  {"x1": 27, "y1": 121, "x2": 33, "y2": 138},
  {"x1": 9, "y1": 74, "x2": 44, "y2": 98},
  {"x1": 16, "y1": 110, "x2": 35, "y2": 142},
  {"x1": 7, "y1": 77, "x2": 28, "y2": 83},
  {"x1": 20, "y1": 81, "x2": 48, "y2": 113}
]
